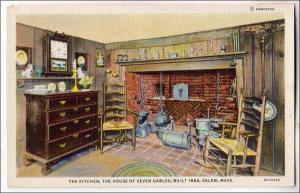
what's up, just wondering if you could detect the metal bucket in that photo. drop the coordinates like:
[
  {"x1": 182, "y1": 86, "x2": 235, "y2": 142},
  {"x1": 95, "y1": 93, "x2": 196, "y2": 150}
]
[
  {"x1": 195, "y1": 118, "x2": 222, "y2": 147},
  {"x1": 195, "y1": 118, "x2": 211, "y2": 131},
  {"x1": 162, "y1": 130, "x2": 191, "y2": 150}
]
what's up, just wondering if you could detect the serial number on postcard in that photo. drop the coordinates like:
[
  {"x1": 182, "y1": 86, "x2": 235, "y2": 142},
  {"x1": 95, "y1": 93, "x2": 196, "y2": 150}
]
[{"x1": 264, "y1": 178, "x2": 281, "y2": 182}]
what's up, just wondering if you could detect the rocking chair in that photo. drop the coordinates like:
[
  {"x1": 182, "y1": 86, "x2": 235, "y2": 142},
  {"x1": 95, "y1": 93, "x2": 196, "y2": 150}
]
[{"x1": 200, "y1": 89, "x2": 266, "y2": 176}]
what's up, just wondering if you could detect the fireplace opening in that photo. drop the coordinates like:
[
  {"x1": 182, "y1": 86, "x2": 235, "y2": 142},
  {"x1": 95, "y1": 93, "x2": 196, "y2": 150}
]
[{"x1": 126, "y1": 69, "x2": 237, "y2": 125}]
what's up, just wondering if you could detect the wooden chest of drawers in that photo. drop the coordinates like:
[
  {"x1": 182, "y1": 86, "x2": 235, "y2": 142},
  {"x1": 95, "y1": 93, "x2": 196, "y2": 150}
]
[{"x1": 24, "y1": 90, "x2": 99, "y2": 175}]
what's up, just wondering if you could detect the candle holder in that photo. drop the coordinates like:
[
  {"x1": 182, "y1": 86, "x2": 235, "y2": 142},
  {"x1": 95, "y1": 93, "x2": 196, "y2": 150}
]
[{"x1": 72, "y1": 69, "x2": 79, "y2": 92}]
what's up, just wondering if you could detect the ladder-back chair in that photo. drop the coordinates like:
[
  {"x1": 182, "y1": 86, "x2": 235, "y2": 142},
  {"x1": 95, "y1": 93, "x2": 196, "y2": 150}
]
[
  {"x1": 202, "y1": 89, "x2": 266, "y2": 176},
  {"x1": 99, "y1": 81, "x2": 137, "y2": 153}
]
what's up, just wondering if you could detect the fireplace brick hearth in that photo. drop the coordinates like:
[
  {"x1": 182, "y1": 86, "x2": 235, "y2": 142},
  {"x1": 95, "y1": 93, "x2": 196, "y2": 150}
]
[{"x1": 126, "y1": 69, "x2": 237, "y2": 125}]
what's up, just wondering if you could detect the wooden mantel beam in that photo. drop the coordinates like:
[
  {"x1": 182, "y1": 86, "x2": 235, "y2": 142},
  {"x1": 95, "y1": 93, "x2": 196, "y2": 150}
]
[
  {"x1": 122, "y1": 52, "x2": 246, "y2": 73},
  {"x1": 125, "y1": 60, "x2": 236, "y2": 72}
]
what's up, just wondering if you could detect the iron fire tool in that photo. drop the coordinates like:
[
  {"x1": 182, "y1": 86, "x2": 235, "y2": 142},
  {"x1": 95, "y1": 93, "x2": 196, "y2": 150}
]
[
  {"x1": 161, "y1": 118, "x2": 193, "y2": 150},
  {"x1": 135, "y1": 75, "x2": 152, "y2": 138}
]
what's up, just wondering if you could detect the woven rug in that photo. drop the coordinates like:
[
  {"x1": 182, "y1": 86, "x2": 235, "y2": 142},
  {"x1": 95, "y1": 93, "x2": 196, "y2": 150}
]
[{"x1": 112, "y1": 162, "x2": 177, "y2": 177}]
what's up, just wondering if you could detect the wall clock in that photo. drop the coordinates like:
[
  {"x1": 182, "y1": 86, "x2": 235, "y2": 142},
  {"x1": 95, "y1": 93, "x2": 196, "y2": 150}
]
[
  {"x1": 50, "y1": 40, "x2": 68, "y2": 59},
  {"x1": 44, "y1": 32, "x2": 72, "y2": 76}
]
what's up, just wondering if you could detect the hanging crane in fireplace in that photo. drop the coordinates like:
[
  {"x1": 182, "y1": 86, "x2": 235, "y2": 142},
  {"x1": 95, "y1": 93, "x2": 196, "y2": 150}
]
[{"x1": 154, "y1": 72, "x2": 175, "y2": 139}]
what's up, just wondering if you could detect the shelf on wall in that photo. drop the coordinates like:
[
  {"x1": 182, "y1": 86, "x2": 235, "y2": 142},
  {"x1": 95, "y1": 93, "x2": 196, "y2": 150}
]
[
  {"x1": 17, "y1": 77, "x2": 75, "y2": 81},
  {"x1": 117, "y1": 51, "x2": 247, "y2": 66},
  {"x1": 17, "y1": 77, "x2": 80, "y2": 81}
]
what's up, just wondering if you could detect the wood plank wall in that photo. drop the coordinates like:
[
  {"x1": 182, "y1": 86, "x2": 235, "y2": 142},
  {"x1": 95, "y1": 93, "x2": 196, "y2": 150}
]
[
  {"x1": 16, "y1": 23, "x2": 105, "y2": 167},
  {"x1": 241, "y1": 30, "x2": 285, "y2": 174},
  {"x1": 105, "y1": 20, "x2": 285, "y2": 174}
]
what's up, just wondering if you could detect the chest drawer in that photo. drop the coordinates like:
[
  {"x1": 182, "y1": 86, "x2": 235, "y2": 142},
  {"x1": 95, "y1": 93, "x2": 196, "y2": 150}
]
[
  {"x1": 77, "y1": 94, "x2": 97, "y2": 105},
  {"x1": 47, "y1": 129, "x2": 98, "y2": 159},
  {"x1": 78, "y1": 116, "x2": 97, "y2": 131},
  {"x1": 78, "y1": 129, "x2": 98, "y2": 146},
  {"x1": 78, "y1": 105, "x2": 97, "y2": 116},
  {"x1": 48, "y1": 108, "x2": 76, "y2": 124},
  {"x1": 48, "y1": 120, "x2": 78, "y2": 141},
  {"x1": 48, "y1": 97, "x2": 76, "y2": 110},
  {"x1": 48, "y1": 134, "x2": 79, "y2": 159}
]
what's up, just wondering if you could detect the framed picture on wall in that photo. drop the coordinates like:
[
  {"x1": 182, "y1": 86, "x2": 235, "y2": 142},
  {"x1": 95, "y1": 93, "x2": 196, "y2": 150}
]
[
  {"x1": 75, "y1": 52, "x2": 88, "y2": 70},
  {"x1": 44, "y1": 32, "x2": 72, "y2": 76},
  {"x1": 16, "y1": 46, "x2": 32, "y2": 69},
  {"x1": 96, "y1": 48, "x2": 104, "y2": 67}
]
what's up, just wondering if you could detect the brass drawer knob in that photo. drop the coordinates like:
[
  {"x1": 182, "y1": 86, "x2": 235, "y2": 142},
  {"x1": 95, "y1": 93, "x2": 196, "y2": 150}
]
[
  {"x1": 85, "y1": 120, "x2": 90, "y2": 124},
  {"x1": 84, "y1": 107, "x2": 90, "y2": 112},
  {"x1": 59, "y1": 126, "x2": 67, "y2": 131},
  {"x1": 59, "y1": 143, "x2": 66, "y2": 148},
  {"x1": 59, "y1": 112, "x2": 66, "y2": 117},
  {"x1": 73, "y1": 120, "x2": 79, "y2": 124},
  {"x1": 73, "y1": 107, "x2": 78, "y2": 112},
  {"x1": 85, "y1": 97, "x2": 91, "y2": 102},
  {"x1": 85, "y1": 134, "x2": 91, "y2": 138},
  {"x1": 59, "y1": 100, "x2": 66, "y2": 105},
  {"x1": 72, "y1": 133, "x2": 79, "y2": 138}
]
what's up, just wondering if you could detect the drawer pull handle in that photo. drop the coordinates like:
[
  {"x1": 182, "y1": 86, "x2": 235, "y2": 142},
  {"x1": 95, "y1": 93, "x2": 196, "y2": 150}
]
[
  {"x1": 85, "y1": 97, "x2": 91, "y2": 102},
  {"x1": 59, "y1": 112, "x2": 66, "y2": 117},
  {"x1": 84, "y1": 107, "x2": 90, "y2": 112},
  {"x1": 72, "y1": 133, "x2": 79, "y2": 138},
  {"x1": 73, "y1": 120, "x2": 79, "y2": 124},
  {"x1": 85, "y1": 120, "x2": 90, "y2": 124},
  {"x1": 59, "y1": 100, "x2": 66, "y2": 105},
  {"x1": 59, "y1": 126, "x2": 67, "y2": 131},
  {"x1": 85, "y1": 134, "x2": 91, "y2": 138},
  {"x1": 73, "y1": 107, "x2": 78, "y2": 112},
  {"x1": 59, "y1": 143, "x2": 66, "y2": 148}
]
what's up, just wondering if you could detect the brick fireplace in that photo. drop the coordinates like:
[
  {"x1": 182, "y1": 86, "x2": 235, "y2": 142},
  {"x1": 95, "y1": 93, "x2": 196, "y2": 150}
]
[{"x1": 125, "y1": 69, "x2": 237, "y2": 125}]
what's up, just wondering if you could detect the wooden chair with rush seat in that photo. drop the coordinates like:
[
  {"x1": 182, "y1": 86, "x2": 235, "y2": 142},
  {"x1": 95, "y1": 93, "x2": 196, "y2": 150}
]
[
  {"x1": 99, "y1": 81, "x2": 138, "y2": 154},
  {"x1": 197, "y1": 89, "x2": 266, "y2": 176}
]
